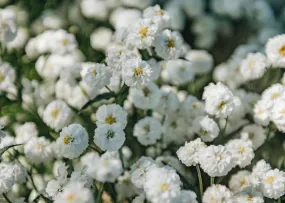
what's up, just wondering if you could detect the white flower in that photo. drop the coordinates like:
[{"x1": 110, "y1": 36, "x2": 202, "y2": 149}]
[
  {"x1": 0, "y1": 62, "x2": 16, "y2": 91},
  {"x1": 202, "y1": 184, "x2": 232, "y2": 203},
  {"x1": 171, "y1": 190, "x2": 198, "y2": 203},
  {"x1": 144, "y1": 166, "x2": 182, "y2": 203},
  {"x1": 126, "y1": 18, "x2": 158, "y2": 49},
  {"x1": 240, "y1": 52, "x2": 268, "y2": 80},
  {"x1": 81, "y1": 0, "x2": 108, "y2": 20},
  {"x1": 253, "y1": 99, "x2": 272, "y2": 126},
  {"x1": 6, "y1": 27, "x2": 29, "y2": 51},
  {"x1": 154, "y1": 29, "x2": 183, "y2": 60},
  {"x1": 54, "y1": 181, "x2": 94, "y2": 203},
  {"x1": 43, "y1": 100, "x2": 73, "y2": 132},
  {"x1": 260, "y1": 169, "x2": 285, "y2": 199},
  {"x1": 15, "y1": 122, "x2": 38, "y2": 144},
  {"x1": 232, "y1": 187, "x2": 264, "y2": 203},
  {"x1": 199, "y1": 145, "x2": 234, "y2": 177},
  {"x1": 51, "y1": 29, "x2": 77, "y2": 55},
  {"x1": 130, "y1": 156, "x2": 157, "y2": 188},
  {"x1": 154, "y1": 88, "x2": 180, "y2": 115},
  {"x1": 133, "y1": 194, "x2": 146, "y2": 203},
  {"x1": 70, "y1": 166, "x2": 93, "y2": 187},
  {"x1": 94, "y1": 124, "x2": 125, "y2": 151},
  {"x1": 193, "y1": 116, "x2": 220, "y2": 142},
  {"x1": 270, "y1": 98, "x2": 285, "y2": 132},
  {"x1": 129, "y1": 82, "x2": 161, "y2": 110},
  {"x1": 90, "y1": 27, "x2": 113, "y2": 51},
  {"x1": 0, "y1": 9, "x2": 17, "y2": 43},
  {"x1": 250, "y1": 159, "x2": 271, "y2": 188},
  {"x1": 46, "y1": 179, "x2": 62, "y2": 199},
  {"x1": 0, "y1": 125, "x2": 6, "y2": 143},
  {"x1": 176, "y1": 138, "x2": 206, "y2": 167},
  {"x1": 115, "y1": 172, "x2": 139, "y2": 201},
  {"x1": 81, "y1": 62, "x2": 112, "y2": 89},
  {"x1": 122, "y1": 58, "x2": 152, "y2": 88},
  {"x1": 96, "y1": 104, "x2": 128, "y2": 129},
  {"x1": 53, "y1": 161, "x2": 69, "y2": 185},
  {"x1": 56, "y1": 124, "x2": 89, "y2": 159},
  {"x1": 226, "y1": 139, "x2": 254, "y2": 168},
  {"x1": 24, "y1": 137, "x2": 53, "y2": 164},
  {"x1": 241, "y1": 124, "x2": 266, "y2": 150},
  {"x1": 86, "y1": 151, "x2": 123, "y2": 183},
  {"x1": 185, "y1": 50, "x2": 213, "y2": 75},
  {"x1": 179, "y1": 95, "x2": 205, "y2": 120},
  {"x1": 265, "y1": 34, "x2": 285, "y2": 68},
  {"x1": 203, "y1": 82, "x2": 240, "y2": 118},
  {"x1": 229, "y1": 170, "x2": 251, "y2": 193},
  {"x1": 143, "y1": 5, "x2": 171, "y2": 30},
  {"x1": 110, "y1": 7, "x2": 141, "y2": 29},
  {"x1": 164, "y1": 59, "x2": 194, "y2": 85},
  {"x1": 12, "y1": 162, "x2": 28, "y2": 183},
  {"x1": 261, "y1": 83, "x2": 284, "y2": 102},
  {"x1": 0, "y1": 162, "x2": 15, "y2": 193},
  {"x1": 133, "y1": 117, "x2": 162, "y2": 146}
]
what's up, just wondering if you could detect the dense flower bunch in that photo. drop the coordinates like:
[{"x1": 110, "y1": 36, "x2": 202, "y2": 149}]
[{"x1": 1, "y1": 0, "x2": 285, "y2": 203}]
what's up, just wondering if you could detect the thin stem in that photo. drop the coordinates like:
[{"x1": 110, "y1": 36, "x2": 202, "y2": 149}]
[
  {"x1": 2, "y1": 193, "x2": 12, "y2": 203},
  {"x1": 222, "y1": 117, "x2": 228, "y2": 136},
  {"x1": 210, "y1": 177, "x2": 214, "y2": 186},
  {"x1": 196, "y1": 165, "x2": 204, "y2": 199},
  {"x1": 278, "y1": 198, "x2": 281, "y2": 203},
  {"x1": 96, "y1": 183, "x2": 104, "y2": 203},
  {"x1": 119, "y1": 148, "x2": 125, "y2": 170},
  {"x1": 105, "y1": 86, "x2": 112, "y2": 92}
]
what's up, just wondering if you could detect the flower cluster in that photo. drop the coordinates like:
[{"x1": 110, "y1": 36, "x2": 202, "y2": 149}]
[{"x1": 1, "y1": 0, "x2": 285, "y2": 203}]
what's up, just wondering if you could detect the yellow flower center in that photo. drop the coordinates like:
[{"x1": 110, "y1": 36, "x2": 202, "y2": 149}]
[
  {"x1": 279, "y1": 45, "x2": 285, "y2": 56},
  {"x1": 257, "y1": 107, "x2": 263, "y2": 114},
  {"x1": 50, "y1": 108, "x2": 60, "y2": 120},
  {"x1": 144, "y1": 125, "x2": 150, "y2": 133},
  {"x1": 105, "y1": 115, "x2": 116, "y2": 125},
  {"x1": 280, "y1": 109, "x2": 285, "y2": 114},
  {"x1": 61, "y1": 39, "x2": 70, "y2": 46},
  {"x1": 248, "y1": 195, "x2": 253, "y2": 201},
  {"x1": 159, "y1": 183, "x2": 170, "y2": 191},
  {"x1": 156, "y1": 9, "x2": 164, "y2": 15},
  {"x1": 217, "y1": 101, "x2": 226, "y2": 109},
  {"x1": 92, "y1": 68, "x2": 97, "y2": 75},
  {"x1": 63, "y1": 135, "x2": 72, "y2": 145},
  {"x1": 248, "y1": 60, "x2": 255, "y2": 69},
  {"x1": 240, "y1": 178, "x2": 247, "y2": 186},
  {"x1": 36, "y1": 144, "x2": 44, "y2": 150},
  {"x1": 167, "y1": 39, "x2": 175, "y2": 48},
  {"x1": 66, "y1": 193, "x2": 74, "y2": 200},
  {"x1": 265, "y1": 176, "x2": 274, "y2": 183},
  {"x1": 103, "y1": 159, "x2": 109, "y2": 165},
  {"x1": 271, "y1": 92, "x2": 280, "y2": 99},
  {"x1": 139, "y1": 27, "x2": 148, "y2": 38},
  {"x1": 134, "y1": 67, "x2": 144, "y2": 76},
  {"x1": 240, "y1": 146, "x2": 245, "y2": 153},
  {"x1": 0, "y1": 72, "x2": 5, "y2": 82}
]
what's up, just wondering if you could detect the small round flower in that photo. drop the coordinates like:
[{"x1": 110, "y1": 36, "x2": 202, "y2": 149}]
[
  {"x1": 179, "y1": 95, "x2": 205, "y2": 120},
  {"x1": 51, "y1": 29, "x2": 77, "y2": 55},
  {"x1": 129, "y1": 82, "x2": 162, "y2": 110},
  {"x1": 154, "y1": 88, "x2": 180, "y2": 115},
  {"x1": 203, "y1": 82, "x2": 240, "y2": 118},
  {"x1": 226, "y1": 139, "x2": 254, "y2": 168},
  {"x1": 56, "y1": 124, "x2": 89, "y2": 159},
  {"x1": 265, "y1": 34, "x2": 285, "y2": 67},
  {"x1": 154, "y1": 29, "x2": 183, "y2": 60},
  {"x1": 15, "y1": 122, "x2": 38, "y2": 144},
  {"x1": 229, "y1": 170, "x2": 251, "y2": 193},
  {"x1": 96, "y1": 104, "x2": 128, "y2": 129},
  {"x1": 126, "y1": 18, "x2": 158, "y2": 49},
  {"x1": 0, "y1": 162, "x2": 15, "y2": 193},
  {"x1": 54, "y1": 181, "x2": 94, "y2": 203},
  {"x1": 240, "y1": 52, "x2": 268, "y2": 80},
  {"x1": 270, "y1": 98, "x2": 285, "y2": 132},
  {"x1": 232, "y1": 187, "x2": 264, "y2": 203},
  {"x1": 122, "y1": 58, "x2": 152, "y2": 88},
  {"x1": 81, "y1": 62, "x2": 112, "y2": 89},
  {"x1": 46, "y1": 179, "x2": 62, "y2": 199},
  {"x1": 261, "y1": 83, "x2": 284, "y2": 102},
  {"x1": 185, "y1": 50, "x2": 213, "y2": 75},
  {"x1": 115, "y1": 172, "x2": 139, "y2": 201},
  {"x1": 130, "y1": 156, "x2": 157, "y2": 188},
  {"x1": 133, "y1": 117, "x2": 162, "y2": 146},
  {"x1": 260, "y1": 169, "x2": 285, "y2": 199},
  {"x1": 164, "y1": 59, "x2": 194, "y2": 85},
  {"x1": 24, "y1": 137, "x2": 53, "y2": 164},
  {"x1": 143, "y1": 5, "x2": 171, "y2": 30},
  {"x1": 176, "y1": 138, "x2": 206, "y2": 167},
  {"x1": 250, "y1": 159, "x2": 272, "y2": 188},
  {"x1": 253, "y1": 99, "x2": 272, "y2": 126},
  {"x1": 144, "y1": 166, "x2": 182, "y2": 203},
  {"x1": 0, "y1": 62, "x2": 16, "y2": 91},
  {"x1": 43, "y1": 100, "x2": 73, "y2": 132},
  {"x1": 12, "y1": 162, "x2": 28, "y2": 183},
  {"x1": 94, "y1": 124, "x2": 125, "y2": 151},
  {"x1": 171, "y1": 190, "x2": 198, "y2": 203},
  {"x1": 202, "y1": 184, "x2": 232, "y2": 203},
  {"x1": 193, "y1": 116, "x2": 220, "y2": 142},
  {"x1": 90, "y1": 27, "x2": 113, "y2": 51},
  {"x1": 199, "y1": 145, "x2": 234, "y2": 177},
  {"x1": 240, "y1": 124, "x2": 266, "y2": 150}
]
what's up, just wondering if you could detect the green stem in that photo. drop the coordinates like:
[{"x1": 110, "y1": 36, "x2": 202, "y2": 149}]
[
  {"x1": 196, "y1": 165, "x2": 204, "y2": 199},
  {"x1": 278, "y1": 198, "x2": 281, "y2": 203},
  {"x1": 210, "y1": 177, "x2": 214, "y2": 186},
  {"x1": 222, "y1": 117, "x2": 228, "y2": 136},
  {"x1": 2, "y1": 193, "x2": 12, "y2": 203},
  {"x1": 119, "y1": 148, "x2": 125, "y2": 170},
  {"x1": 96, "y1": 183, "x2": 104, "y2": 203}
]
